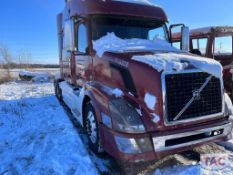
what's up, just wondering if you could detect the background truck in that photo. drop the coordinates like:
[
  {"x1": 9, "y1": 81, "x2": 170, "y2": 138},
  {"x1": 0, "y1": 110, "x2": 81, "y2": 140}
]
[
  {"x1": 54, "y1": 0, "x2": 233, "y2": 162},
  {"x1": 172, "y1": 26, "x2": 233, "y2": 101}
]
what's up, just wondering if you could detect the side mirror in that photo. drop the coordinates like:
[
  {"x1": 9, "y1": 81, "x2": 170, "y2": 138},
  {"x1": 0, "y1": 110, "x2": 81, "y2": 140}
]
[
  {"x1": 170, "y1": 24, "x2": 190, "y2": 52},
  {"x1": 64, "y1": 19, "x2": 76, "y2": 52},
  {"x1": 181, "y1": 26, "x2": 190, "y2": 52}
]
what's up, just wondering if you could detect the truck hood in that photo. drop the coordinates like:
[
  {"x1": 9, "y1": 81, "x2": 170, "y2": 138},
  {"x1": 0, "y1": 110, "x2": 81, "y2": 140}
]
[
  {"x1": 93, "y1": 32, "x2": 222, "y2": 78},
  {"x1": 132, "y1": 52, "x2": 223, "y2": 78}
]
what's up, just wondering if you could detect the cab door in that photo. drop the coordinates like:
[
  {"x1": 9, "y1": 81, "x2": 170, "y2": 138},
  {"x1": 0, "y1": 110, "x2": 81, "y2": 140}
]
[{"x1": 75, "y1": 20, "x2": 93, "y2": 87}]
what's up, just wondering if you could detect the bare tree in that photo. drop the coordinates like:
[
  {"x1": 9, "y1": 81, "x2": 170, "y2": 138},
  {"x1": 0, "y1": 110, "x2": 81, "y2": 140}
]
[
  {"x1": 18, "y1": 51, "x2": 32, "y2": 69},
  {"x1": 25, "y1": 52, "x2": 32, "y2": 69},
  {"x1": 0, "y1": 45, "x2": 12, "y2": 78}
]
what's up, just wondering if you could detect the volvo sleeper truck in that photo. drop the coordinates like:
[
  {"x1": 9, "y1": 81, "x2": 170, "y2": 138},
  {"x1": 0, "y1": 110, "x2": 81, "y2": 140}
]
[{"x1": 55, "y1": 0, "x2": 233, "y2": 162}]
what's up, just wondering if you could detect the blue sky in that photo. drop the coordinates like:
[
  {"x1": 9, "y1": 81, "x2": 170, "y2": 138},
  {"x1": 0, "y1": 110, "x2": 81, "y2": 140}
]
[{"x1": 0, "y1": 0, "x2": 232, "y2": 64}]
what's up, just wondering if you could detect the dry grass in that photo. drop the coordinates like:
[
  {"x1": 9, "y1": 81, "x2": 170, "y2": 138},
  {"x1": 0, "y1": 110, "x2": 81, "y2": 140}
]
[
  {"x1": 0, "y1": 69, "x2": 18, "y2": 84},
  {"x1": 0, "y1": 75, "x2": 14, "y2": 85}
]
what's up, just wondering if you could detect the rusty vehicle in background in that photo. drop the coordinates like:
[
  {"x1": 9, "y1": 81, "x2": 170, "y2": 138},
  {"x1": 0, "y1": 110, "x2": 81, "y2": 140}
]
[
  {"x1": 172, "y1": 26, "x2": 233, "y2": 100},
  {"x1": 54, "y1": 0, "x2": 233, "y2": 162}
]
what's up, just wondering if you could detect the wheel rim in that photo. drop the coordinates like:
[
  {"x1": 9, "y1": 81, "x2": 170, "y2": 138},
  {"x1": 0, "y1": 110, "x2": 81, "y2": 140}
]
[{"x1": 86, "y1": 111, "x2": 97, "y2": 144}]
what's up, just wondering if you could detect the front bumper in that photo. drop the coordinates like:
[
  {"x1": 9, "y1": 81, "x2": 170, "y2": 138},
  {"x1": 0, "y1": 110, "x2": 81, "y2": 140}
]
[
  {"x1": 152, "y1": 122, "x2": 232, "y2": 152},
  {"x1": 100, "y1": 121, "x2": 232, "y2": 162}
]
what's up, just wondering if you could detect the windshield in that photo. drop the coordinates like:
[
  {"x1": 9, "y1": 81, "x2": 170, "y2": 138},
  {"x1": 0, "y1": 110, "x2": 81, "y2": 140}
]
[{"x1": 91, "y1": 15, "x2": 169, "y2": 42}]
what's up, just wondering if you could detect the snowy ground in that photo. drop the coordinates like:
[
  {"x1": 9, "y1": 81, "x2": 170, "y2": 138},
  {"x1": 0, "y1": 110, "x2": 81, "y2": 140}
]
[
  {"x1": 0, "y1": 81, "x2": 98, "y2": 175},
  {"x1": 0, "y1": 81, "x2": 233, "y2": 175}
]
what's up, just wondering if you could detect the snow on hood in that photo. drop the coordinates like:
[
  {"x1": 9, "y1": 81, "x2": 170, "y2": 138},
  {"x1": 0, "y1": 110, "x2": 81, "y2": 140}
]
[
  {"x1": 132, "y1": 53, "x2": 223, "y2": 78},
  {"x1": 93, "y1": 33, "x2": 222, "y2": 78},
  {"x1": 112, "y1": 0, "x2": 158, "y2": 6},
  {"x1": 93, "y1": 32, "x2": 181, "y2": 57}
]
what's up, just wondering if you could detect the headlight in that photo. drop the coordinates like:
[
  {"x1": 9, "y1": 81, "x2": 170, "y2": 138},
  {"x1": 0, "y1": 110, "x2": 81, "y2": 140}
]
[
  {"x1": 114, "y1": 136, "x2": 153, "y2": 154},
  {"x1": 109, "y1": 99, "x2": 145, "y2": 133}
]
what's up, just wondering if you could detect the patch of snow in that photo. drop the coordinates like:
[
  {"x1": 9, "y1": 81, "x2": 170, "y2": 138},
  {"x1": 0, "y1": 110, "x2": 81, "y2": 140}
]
[
  {"x1": 93, "y1": 32, "x2": 181, "y2": 57},
  {"x1": 19, "y1": 70, "x2": 52, "y2": 83},
  {"x1": 133, "y1": 53, "x2": 223, "y2": 78},
  {"x1": 32, "y1": 75, "x2": 50, "y2": 83},
  {"x1": 101, "y1": 84, "x2": 124, "y2": 98},
  {"x1": 151, "y1": 113, "x2": 160, "y2": 123},
  {"x1": 144, "y1": 92, "x2": 157, "y2": 110},
  {"x1": 111, "y1": 88, "x2": 124, "y2": 98},
  {"x1": 89, "y1": 152, "x2": 110, "y2": 173},
  {"x1": 0, "y1": 81, "x2": 98, "y2": 175},
  {"x1": 0, "y1": 81, "x2": 54, "y2": 100},
  {"x1": 154, "y1": 162, "x2": 233, "y2": 175},
  {"x1": 136, "y1": 107, "x2": 142, "y2": 116},
  {"x1": 112, "y1": 0, "x2": 158, "y2": 7},
  {"x1": 128, "y1": 91, "x2": 134, "y2": 97},
  {"x1": 154, "y1": 165, "x2": 200, "y2": 175}
]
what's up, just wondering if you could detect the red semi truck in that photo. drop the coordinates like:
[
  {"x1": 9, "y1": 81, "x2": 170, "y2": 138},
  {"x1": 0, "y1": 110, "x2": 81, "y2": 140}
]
[
  {"x1": 55, "y1": 0, "x2": 233, "y2": 162},
  {"x1": 172, "y1": 26, "x2": 233, "y2": 101}
]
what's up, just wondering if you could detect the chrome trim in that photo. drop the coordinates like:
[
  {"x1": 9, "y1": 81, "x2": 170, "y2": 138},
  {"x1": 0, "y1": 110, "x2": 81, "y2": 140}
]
[
  {"x1": 161, "y1": 69, "x2": 225, "y2": 126},
  {"x1": 153, "y1": 123, "x2": 232, "y2": 152}
]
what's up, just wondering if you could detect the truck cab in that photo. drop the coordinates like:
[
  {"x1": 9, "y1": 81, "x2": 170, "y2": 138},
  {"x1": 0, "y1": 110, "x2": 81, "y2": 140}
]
[
  {"x1": 55, "y1": 0, "x2": 233, "y2": 162},
  {"x1": 172, "y1": 26, "x2": 233, "y2": 100}
]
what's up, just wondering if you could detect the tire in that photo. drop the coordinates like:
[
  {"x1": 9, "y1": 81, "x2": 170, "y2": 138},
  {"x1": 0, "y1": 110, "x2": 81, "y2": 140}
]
[
  {"x1": 84, "y1": 102, "x2": 103, "y2": 154},
  {"x1": 54, "y1": 80, "x2": 63, "y2": 102}
]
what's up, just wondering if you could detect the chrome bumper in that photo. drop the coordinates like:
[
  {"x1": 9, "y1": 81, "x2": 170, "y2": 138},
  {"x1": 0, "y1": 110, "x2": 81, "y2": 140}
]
[{"x1": 153, "y1": 123, "x2": 233, "y2": 151}]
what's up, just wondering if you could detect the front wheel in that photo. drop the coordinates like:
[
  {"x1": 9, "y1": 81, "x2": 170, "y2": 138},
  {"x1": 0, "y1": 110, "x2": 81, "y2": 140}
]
[{"x1": 84, "y1": 102, "x2": 103, "y2": 154}]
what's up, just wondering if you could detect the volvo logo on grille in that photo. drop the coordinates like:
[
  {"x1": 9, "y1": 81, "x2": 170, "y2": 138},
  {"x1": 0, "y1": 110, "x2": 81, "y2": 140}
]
[{"x1": 193, "y1": 90, "x2": 201, "y2": 101}]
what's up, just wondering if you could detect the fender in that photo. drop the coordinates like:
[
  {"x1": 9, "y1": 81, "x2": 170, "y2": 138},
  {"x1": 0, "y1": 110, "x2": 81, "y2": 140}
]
[{"x1": 82, "y1": 81, "x2": 113, "y2": 126}]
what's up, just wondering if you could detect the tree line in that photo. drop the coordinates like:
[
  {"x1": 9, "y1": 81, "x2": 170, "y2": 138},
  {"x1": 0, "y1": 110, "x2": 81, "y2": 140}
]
[{"x1": 0, "y1": 45, "x2": 59, "y2": 82}]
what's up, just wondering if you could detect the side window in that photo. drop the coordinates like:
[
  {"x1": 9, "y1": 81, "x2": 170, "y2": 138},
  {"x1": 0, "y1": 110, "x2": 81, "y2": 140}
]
[
  {"x1": 77, "y1": 24, "x2": 88, "y2": 53},
  {"x1": 214, "y1": 36, "x2": 232, "y2": 56},
  {"x1": 172, "y1": 42, "x2": 181, "y2": 49},
  {"x1": 192, "y1": 38, "x2": 208, "y2": 55}
]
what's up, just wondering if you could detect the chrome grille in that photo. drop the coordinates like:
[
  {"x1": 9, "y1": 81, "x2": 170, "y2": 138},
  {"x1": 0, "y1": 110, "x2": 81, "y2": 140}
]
[{"x1": 165, "y1": 72, "x2": 222, "y2": 122}]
